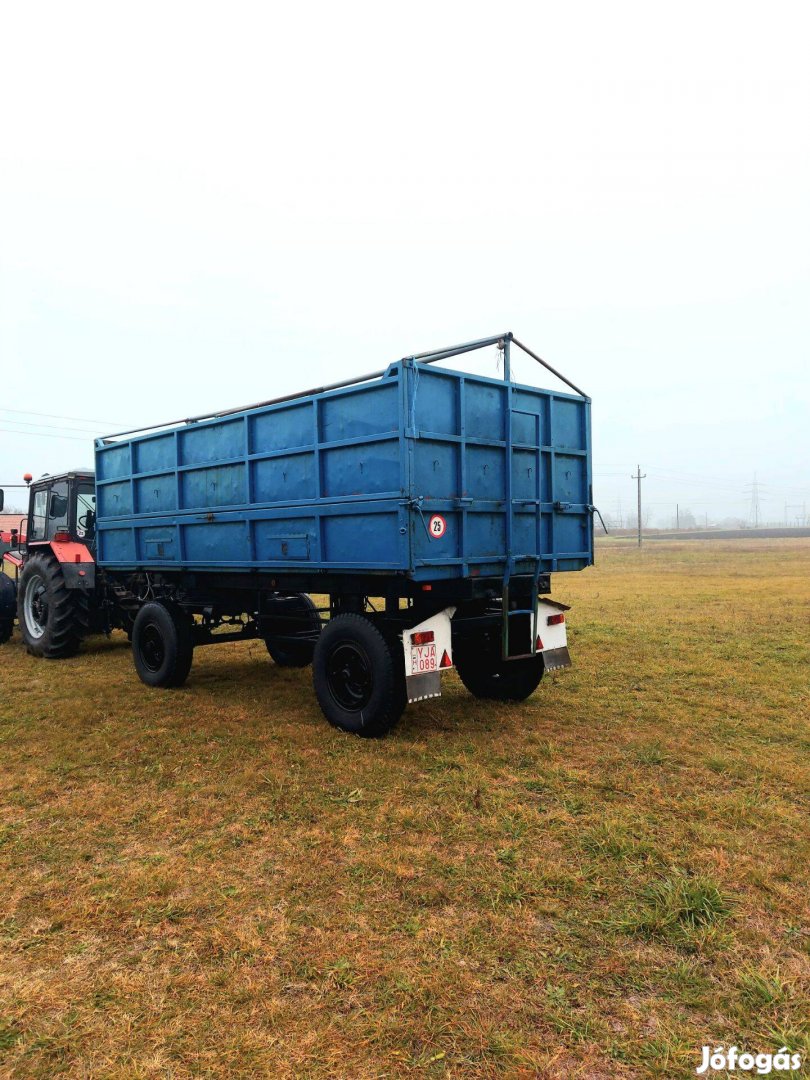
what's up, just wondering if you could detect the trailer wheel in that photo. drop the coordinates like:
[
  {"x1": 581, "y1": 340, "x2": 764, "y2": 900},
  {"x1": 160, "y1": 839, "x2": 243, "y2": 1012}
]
[
  {"x1": 263, "y1": 594, "x2": 321, "y2": 667},
  {"x1": 17, "y1": 553, "x2": 89, "y2": 658},
  {"x1": 313, "y1": 614, "x2": 406, "y2": 737},
  {"x1": 455, "y1": 647, "x2": 544, "y2": 702},
  {"x1": 131, "y1": 602, "x2": 194, "y2": 688}
]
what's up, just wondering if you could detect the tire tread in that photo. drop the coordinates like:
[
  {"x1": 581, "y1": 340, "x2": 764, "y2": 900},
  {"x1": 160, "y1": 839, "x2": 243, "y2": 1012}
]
[
  {"x1": 313, "y1": 613, "x2": 405, "y2": 737},
  {"x1": 18, "y1": 553, "x2": 88, "y2": 659},
  {"x1": 131, "y1": 602, "x2": 194, "y2": 688}
]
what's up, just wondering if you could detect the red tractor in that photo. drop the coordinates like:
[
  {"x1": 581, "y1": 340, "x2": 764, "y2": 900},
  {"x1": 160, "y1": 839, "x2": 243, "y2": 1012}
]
[{"x1": 0, "y1": 471, "x2": 103, "y2": 654}]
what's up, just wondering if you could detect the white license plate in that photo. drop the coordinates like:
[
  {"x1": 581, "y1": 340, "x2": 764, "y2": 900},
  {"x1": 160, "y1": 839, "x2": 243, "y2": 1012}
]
[{"x1": 410, "y1": 643, "x2": 438, "y2": 673}]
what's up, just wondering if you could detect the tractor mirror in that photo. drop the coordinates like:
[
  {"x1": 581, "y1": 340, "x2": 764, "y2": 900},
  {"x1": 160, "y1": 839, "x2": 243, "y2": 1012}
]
[
  {"x1": 0, "y1": 489, "x2": 4, "y2": 512},
  {"x1": 49, "y1": 493, "x2": 68, "y2": 519}
]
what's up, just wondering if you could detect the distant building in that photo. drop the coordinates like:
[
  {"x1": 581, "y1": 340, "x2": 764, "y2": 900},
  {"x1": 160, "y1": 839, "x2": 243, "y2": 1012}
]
[{"x1": 0, "y1": 514, "x2": 26, "y2": 540}]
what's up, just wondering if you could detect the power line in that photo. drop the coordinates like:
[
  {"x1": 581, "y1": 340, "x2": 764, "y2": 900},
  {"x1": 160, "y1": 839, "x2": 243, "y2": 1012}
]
[
  {"x1": 0, "y1": 427, "x2": 89, "y2": 443},
  {"x1": 0, "y1": 417, "x2": 104, "y2": 436},
  {"x1": 598, "y1": 472, "x2": 810, "y2": 504},
  {"x1": 647, "y1": 470, "x2": 790, "y2": 494},
  {"x1": 599, "y1": 462, "x2": 810, "y2": 498},
  {"x1": 0, "y1": 406, "x2": 126, "y2": 426}
]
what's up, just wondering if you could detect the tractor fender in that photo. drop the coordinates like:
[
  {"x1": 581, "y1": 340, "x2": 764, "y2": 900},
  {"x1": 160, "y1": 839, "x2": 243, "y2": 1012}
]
[{"x1": 34, "y1": 540, "x2": 96, "y2": 590}]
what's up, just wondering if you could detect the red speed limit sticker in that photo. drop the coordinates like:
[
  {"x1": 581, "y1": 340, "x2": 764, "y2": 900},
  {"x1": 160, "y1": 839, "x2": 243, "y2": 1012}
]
[{"x1": 428, "y1": 514, "x2": 447, "y2": 539}]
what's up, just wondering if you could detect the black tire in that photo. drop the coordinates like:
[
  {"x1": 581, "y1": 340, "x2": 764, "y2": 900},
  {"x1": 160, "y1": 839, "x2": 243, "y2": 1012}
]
[
  {"x1": 263, "y1": 594, "x2": 321, "y2": 667},
  {"x1": 312, "y1": 614, "x2": 406, "y2": 737},
  {"x1": 0, "y1": 574, "x2": 15, "y2": 644},
  {"x1": 455, "y1": 634, "x2": 544, "y2": 702},
  {"x1": 131, "y1": 602, "x2": 194, "y2": 688},
  {"x1": 17, "y1": 553, "x2": 89, "y2": 658}
]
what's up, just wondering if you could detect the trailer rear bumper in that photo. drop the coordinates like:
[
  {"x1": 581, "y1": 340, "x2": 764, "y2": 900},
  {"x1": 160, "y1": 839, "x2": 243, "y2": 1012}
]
[{"x1": 400, "y1": 596, "x2": 573, "y2": 704}]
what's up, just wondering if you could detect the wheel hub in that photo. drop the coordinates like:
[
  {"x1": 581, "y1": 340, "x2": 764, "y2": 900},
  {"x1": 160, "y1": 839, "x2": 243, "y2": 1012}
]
[
  {"x1": 139, "y1": 624, "x2": 166, "y2": 672},
  {"x1": 23, "y1": 573, "x2": 47, "y2": 639},
  {"x1": 326, "y1": 641, "x2": 373, "y2": 711}
]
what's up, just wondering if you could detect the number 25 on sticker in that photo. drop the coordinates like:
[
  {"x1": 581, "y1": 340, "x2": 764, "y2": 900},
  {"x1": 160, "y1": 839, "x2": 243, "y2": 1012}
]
[{"x1": 429, "y1": 514, "x2": 447, "y2": 539}]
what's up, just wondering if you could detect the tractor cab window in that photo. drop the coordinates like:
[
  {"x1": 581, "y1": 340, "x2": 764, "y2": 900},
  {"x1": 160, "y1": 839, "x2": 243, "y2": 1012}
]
[
  {"x1": 28, "y1": 479, "x2": 96, "y2": 543},
  {"x1": 30, "y1": 490, "x2": 48, "y2": 540},
  {"x1": 76, "y1": 485, "x2": 96, "y2": 540},
  {"x1": 47, "y1": 482, "x2": 69, "y2": 536}
]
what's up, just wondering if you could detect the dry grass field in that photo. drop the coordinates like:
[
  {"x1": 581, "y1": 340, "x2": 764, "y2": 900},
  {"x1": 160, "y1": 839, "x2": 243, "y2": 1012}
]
[{"x1": 1, "y1": 540, "x2": 808, "y2": 1078}]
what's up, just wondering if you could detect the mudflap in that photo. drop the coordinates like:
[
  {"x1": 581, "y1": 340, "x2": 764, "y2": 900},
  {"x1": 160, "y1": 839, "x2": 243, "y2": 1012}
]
[
  {"x1": 535, "y1": 598, "x2": 572, "y2": 671},
  {"x1": 542, "y1": 646, "x2": 571, "y2": 671},
  {"x1": 403, "y1": 606, "x2": 455, "y2": 704},
  {"x1": 406, "y1": 671, "x2": 442, "y2": 703},
  {"x1": 61, "y1": 562, "x2": 96, "y2": 590}
]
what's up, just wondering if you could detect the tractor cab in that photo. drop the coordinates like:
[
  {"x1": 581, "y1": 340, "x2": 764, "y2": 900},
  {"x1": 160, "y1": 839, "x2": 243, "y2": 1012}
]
[
  {"x1": 0, "y1": 471, "x2": 98, "y2": 652},
  {"x1": 24, "y1": 472, "x2": 97, "y2": 549}
]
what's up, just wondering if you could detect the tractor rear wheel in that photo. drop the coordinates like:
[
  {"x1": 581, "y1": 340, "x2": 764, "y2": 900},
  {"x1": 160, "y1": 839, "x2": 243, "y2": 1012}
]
[
  {"x1": 131, "y1": 602, "x2": 194, "y2": 688},
  {"x1": 312, "y1": 614, "x2": 406, "y2": 737},
  {"x1": 263, "y1": 593, "x2": 321, "y2": 667},
  {"x1": 0, "y1": 620, "x2": 12, "y2": 645},
  {"x1": 17, "y1": 553, "x2": 89, "y2": 658}
]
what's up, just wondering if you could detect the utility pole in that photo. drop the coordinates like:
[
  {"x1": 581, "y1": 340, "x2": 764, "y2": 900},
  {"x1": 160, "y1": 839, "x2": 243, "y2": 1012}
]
[
  {"x1": 785, "y1": 503, "x2": 803, "y2": 528},
  {"x1": 745, "y1": 473, "x2": 761, "y2": 528},
  {"x1": 676, "y1": 503, "x2": 680, "y2": 531},
  {"x1": 631, "y1": 465, "x2": 646, "y2": 547}
]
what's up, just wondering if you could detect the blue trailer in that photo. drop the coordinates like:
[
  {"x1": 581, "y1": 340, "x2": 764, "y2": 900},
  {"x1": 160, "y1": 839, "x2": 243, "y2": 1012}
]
[{"x1": 2, "y1": 333, "x2": 594, "y2": 736}]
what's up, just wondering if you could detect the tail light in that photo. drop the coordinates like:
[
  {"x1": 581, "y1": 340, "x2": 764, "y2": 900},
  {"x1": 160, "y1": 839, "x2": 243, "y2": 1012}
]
[
  {"x1": 53, "y1": 531, "x2": 71, "y2": 542},
  {"x1": 547, "y1": 613, "x2": 565, "y2": 626},
  {"x1": 411, "y1": 630, "x2": 435, "y2": 645}
]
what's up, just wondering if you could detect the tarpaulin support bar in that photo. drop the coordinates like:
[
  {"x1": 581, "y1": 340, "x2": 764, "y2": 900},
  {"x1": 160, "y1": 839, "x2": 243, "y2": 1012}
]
[{"x1": 99, "y1": 332, "x2": 588, "y2": 442}]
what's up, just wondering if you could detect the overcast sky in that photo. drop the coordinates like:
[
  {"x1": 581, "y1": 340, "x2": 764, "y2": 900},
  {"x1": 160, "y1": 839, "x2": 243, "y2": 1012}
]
[{"x1": 1, "y1": 1, "x2": 808, "y2": 525}]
